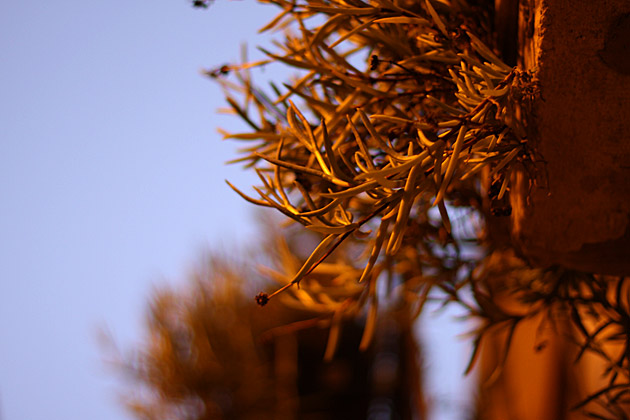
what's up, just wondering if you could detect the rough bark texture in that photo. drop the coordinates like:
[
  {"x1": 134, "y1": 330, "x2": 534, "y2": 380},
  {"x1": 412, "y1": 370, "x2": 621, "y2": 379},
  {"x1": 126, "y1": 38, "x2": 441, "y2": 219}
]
[
  {"x1": 512, "y1": 0, "x2": 630, "y2": 276},
  {"x1": 478, "y1": 2, "x2": 630, "y2": 419}
]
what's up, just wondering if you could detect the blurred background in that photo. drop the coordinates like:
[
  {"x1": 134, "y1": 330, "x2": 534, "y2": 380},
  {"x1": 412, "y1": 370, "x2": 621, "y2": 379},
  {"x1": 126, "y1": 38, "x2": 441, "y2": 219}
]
[{"x1": 0, "y1": 1, "x2": 473, "y2": 419}]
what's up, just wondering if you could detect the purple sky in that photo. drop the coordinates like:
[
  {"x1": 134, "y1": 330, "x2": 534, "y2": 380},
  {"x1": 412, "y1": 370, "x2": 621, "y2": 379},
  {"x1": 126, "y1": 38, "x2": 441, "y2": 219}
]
[{"x1": 0, "y1": 2, "x2": 473, "y2": 419}]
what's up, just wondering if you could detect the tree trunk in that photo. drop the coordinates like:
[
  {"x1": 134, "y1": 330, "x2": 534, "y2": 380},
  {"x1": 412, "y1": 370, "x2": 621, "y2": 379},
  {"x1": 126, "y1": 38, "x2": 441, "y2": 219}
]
[{"x1": 478, "y1": 1, "x2": 630, "y2": 418}]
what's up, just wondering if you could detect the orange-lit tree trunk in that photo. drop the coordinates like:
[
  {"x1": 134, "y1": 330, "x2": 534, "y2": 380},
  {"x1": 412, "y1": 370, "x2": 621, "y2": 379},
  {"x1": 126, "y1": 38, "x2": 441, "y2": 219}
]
[{"x1": 478, "y1": 1, "x2": 630, "y2": 418}]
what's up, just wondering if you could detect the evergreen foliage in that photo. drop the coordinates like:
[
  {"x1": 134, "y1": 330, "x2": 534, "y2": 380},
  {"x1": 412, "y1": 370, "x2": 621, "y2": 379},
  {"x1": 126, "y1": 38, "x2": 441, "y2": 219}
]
[{"x1": 122, "y1": 1, "x2": 629, "y2": 418}]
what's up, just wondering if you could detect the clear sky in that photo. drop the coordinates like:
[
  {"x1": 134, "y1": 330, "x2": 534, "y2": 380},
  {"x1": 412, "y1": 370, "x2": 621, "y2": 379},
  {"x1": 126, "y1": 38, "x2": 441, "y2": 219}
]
[{"x1": 0, "y1": 1, "x2": 472, "y2": 419}]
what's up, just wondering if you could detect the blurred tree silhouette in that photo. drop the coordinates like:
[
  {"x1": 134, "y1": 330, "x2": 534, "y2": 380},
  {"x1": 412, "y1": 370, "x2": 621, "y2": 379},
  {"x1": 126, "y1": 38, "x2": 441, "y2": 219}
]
[
  {"x1": 120, "y1": 1, "x2": 630, "y2": 419},
  {"x1": 119, "y1": 232, "x2": 425, "y2": 419}
]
